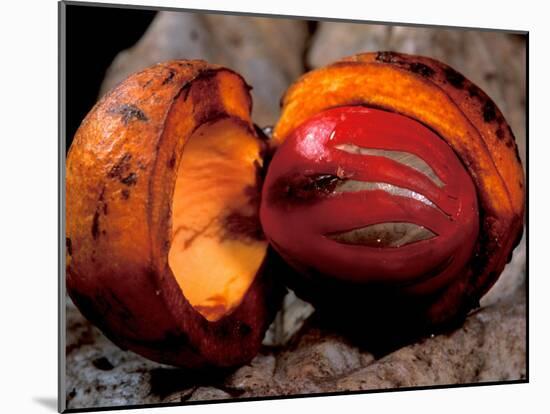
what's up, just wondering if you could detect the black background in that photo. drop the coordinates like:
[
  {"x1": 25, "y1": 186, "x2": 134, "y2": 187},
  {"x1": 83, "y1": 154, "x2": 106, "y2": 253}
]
[{"x1": 65, "y1": 4, "x2": 156, "y2": 148}]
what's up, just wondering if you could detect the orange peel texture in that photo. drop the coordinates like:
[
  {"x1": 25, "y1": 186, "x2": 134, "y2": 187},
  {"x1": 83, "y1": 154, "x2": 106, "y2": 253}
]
[{"x1": 66, "y1": 61, "x2": 283, "y2": 368}]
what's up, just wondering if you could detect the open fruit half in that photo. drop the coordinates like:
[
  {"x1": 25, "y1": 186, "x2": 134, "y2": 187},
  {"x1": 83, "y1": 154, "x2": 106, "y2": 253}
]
[
  {"x1": 263, "y1": 52, "x2": 525, "y2": 339},
  {"x1": 66, "y1": 61, "x2": 283, "y2": 368}
]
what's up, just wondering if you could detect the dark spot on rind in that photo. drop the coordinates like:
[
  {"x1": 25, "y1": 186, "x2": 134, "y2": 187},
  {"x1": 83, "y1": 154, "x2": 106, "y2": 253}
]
[
  {"x1": 108, "y1": 153, "x2": 132, "y2": 180},
  {"x1": 91, "y1": 210, "x2": 100, "y2": 239},
  {"x1": 167, "y1": 155, "x2": 176, "y2": 170},
  {"x1": 121, "y1": 189, "x2": 130, "y2": 200},
  {"x1": 121, "y1": 172, "x2": 138, "y2": 186},
  {"x1": 176, "y1": 83, "x2": 192, "y2": 101},
  {"x1": 137, "y1": 160, "x2": 147, "y2": 170},
  {"x1": 92, "y1": 356, "x2": 114, "y2": 371},
  {"x1": 66, "y1": 237, "x2": 73, "y2": 256},
  {"x1": 375, "y1": 52, "x2": 435, "y2": 79},
  {"x1": 109, "y1": 104, "x2": 148, "y2": 124},
  {"x1": 162, "y1": 70, "x2": 176, "y2": 85},
  {"x1": 470, "y1": 213, "x2": 494, "y2": 276},
  {"x1": 375, "y1": 51, "x2": 400, "y2": 64},
  {"x1": 468, "y1": 85, "x2": 480, "y2": 98},
  {"x1": 496, "y1": 128, "x2": 505, "y2": 140},
  {"x1": 482, "y1": 100, "x2": 497, "y2": 123},
  {"x1": 444, "y1": 67, "x2": 465, "y2": 89},
  {"x1": 409, "y1": 62, "x2": 435, "y2": 78}
]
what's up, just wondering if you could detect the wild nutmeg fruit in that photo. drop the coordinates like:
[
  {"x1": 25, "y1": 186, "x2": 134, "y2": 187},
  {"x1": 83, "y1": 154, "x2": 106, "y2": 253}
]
[
  {"x1": 67, "y1": 52, "x2": 525, "y2": 366},
  {"x1": 261, "y1": 52, "x2": 525, "y2": 346},
  {"x1": 66, "y1": 61, "x2": 284, "y2": 368}
]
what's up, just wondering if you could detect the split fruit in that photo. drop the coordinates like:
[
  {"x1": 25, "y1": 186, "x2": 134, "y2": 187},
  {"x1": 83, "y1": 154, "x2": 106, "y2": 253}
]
[
  {"x1": 261, "y1": 52, "x2": 525, "y2": 346},
  {"x1": 66, "y1": 61, "x2": 284, "y2": 368},
  {"x1": 67, "y1": 52, "x2": 525, "y2": 366}
]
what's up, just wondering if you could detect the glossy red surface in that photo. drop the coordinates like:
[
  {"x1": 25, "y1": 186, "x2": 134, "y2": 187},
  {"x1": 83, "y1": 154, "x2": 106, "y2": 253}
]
[{"x1": 261, "y1": 106, "x2": 479, "y2": 294}]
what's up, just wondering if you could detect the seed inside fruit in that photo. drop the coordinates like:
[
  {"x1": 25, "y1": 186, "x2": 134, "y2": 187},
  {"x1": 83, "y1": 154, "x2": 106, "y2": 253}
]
[
  {"x1": 168, "y1": 119, "x2": 267, "y2": 322},
  {"x1": 333, "y1": 180, "x2": 438, "y2": 210},
  {"x1": 261, "y1": 105, "x2": 480, "y2": 288},
  {"x1": 327, "y1": 222, "x2": 436, "y2": 247},
  {"x1": 334, "y1": 144, "x2": 445, "y2": 187}
]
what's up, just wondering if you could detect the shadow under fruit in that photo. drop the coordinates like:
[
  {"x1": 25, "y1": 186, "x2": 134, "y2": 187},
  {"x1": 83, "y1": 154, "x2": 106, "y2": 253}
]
[{"x1": 66, "y1": 52, "x2": 525, "y2": 368}]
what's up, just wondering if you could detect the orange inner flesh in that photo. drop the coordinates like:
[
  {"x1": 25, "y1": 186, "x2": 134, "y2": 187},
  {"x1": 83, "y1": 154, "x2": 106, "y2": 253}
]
[{"x1": 168, "y1": 119, "x2": 267, "y2": 322}]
